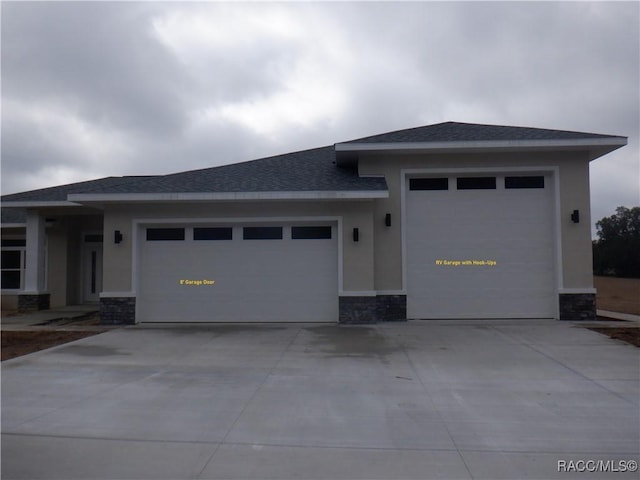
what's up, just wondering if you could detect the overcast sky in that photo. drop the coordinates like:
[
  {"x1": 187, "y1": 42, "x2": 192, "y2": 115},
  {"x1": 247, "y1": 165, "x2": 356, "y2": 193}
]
[{"x1": 1, "y1": 1, "x2": 638, "y2": 235}]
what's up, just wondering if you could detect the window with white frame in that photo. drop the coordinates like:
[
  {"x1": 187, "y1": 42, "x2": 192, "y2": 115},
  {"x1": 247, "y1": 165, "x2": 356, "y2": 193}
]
[{"x1": 1, "y1": 239, "x2": 26, "y2": 290}]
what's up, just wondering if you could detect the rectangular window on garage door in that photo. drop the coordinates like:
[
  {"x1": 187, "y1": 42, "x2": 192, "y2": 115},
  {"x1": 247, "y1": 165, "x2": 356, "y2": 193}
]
[
  {"x1": 291, "y1": 226, "x2": 332, "y2": 239},
  {"x1": 243, "y1": 226, "x2": 283, "y2": 240},
  {"x1": 146, "y1": 228, "x2": 185, "y2": 241},
  {"x1": 505, "y1": 176, "x2": 545, "y2": 189},
  {"x1": 193, "y1": 227, "x2": 233, "y2": 240},
  {"x1": 409, "y1": 178, "x2": 449, "y2": 190},
  {"x1": 456, "y1": 177, "x2": 496, "y2": 190}
]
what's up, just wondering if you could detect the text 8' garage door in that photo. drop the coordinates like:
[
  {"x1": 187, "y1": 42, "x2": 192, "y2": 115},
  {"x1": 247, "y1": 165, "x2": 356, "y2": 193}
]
[
  {"x1": 137, "y1": 224, "x2": 338, "y2": 322},
  {"x1": 406, "y1": 175, "x2": 556, "y2": 319}
]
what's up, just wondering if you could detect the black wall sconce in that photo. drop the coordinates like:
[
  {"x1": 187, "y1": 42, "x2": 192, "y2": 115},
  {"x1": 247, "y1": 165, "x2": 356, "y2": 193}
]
[
  {"x1": 385, "y1": 213, "x2": 392, "y2": 227},
  {"x1": 114, "y1": 230, "x2": 123, "y2": 244},
  {"x1": 353, "y1": 228, "x2": 359, "y2": 242},
  {"x1": 571, "y1": 210, "x2": 580, "y2": 223}
]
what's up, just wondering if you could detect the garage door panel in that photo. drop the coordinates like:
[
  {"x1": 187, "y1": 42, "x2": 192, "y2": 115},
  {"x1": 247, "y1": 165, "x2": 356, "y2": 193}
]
[
  {"x1": 407, "y1": 175, "x2": 555, "y2": 319},
  {"x1": 416, "y1": 289, "x2": 553, "y2": 318},
  {"x1": 138, "y1": 225, "x2": 338, "y2": 322}
]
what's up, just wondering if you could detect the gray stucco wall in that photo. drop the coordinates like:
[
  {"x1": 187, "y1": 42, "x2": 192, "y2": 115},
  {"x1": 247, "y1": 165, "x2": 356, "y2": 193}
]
[
  {"x1": 102, "y1": 200, "x2": 377, "y2": 296},
  {"x1": 359, "y1": 150, "x2": 594, "y2": 294}
]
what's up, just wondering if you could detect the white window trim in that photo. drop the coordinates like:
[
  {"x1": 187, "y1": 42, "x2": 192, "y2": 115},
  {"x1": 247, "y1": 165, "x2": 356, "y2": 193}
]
[{"x1": 1, "y1": 245, "x2": 26, "y2": 292}]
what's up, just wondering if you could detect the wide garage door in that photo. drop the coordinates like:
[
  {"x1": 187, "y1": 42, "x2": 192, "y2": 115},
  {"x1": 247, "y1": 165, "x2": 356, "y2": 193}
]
[
  {"x1": 137, "y1": 223, "x2": 338, "y2": 322},
  {"x1": 406, "y1": 174, "x2": 556, "y2": 319}
]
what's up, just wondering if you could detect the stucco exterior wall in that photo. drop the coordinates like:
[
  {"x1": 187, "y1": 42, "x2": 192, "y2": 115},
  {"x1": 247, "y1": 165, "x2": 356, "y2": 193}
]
[
  {"x1": 65, "y1": 219, "x2": 82, "y2": 305},
  {"x1": 358, "y1": 150, "x2": 594, "y2": 293},
  {"x1": 46, "y1": 220, "x2": 68, "y2": 307},
  {"x1": 102, "y1": 200, "x2": 375, "y2": 295},
  {"x1": 558, "y1": 158, "x2": 594, "y2": 288}
]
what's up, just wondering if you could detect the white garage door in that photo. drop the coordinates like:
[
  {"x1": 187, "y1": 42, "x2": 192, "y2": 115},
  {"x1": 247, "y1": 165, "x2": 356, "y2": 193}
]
[
  {"x1": 406, "y1": 174, "x2": 556, "y2": 319},
  {"x1": 137, "y1": 224, "x2": 338, "y2": 322}
]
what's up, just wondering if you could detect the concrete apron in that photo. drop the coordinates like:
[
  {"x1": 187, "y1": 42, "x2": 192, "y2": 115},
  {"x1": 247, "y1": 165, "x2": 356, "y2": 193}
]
[{"x1": 2, "y1": 319, "x2": 639, "y2": 479}]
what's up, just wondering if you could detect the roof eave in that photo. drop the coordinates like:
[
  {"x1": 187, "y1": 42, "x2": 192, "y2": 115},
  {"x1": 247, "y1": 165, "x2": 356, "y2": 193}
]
[
  {"x1": 0, "y1": 201, "x2": 81, "y2": 208},
  {"x1": 335, "y1": 137, "x2": 628, "y2": 163},
  {"x1": 68, "y1": 190, "x2": 389, "y2": 204}
]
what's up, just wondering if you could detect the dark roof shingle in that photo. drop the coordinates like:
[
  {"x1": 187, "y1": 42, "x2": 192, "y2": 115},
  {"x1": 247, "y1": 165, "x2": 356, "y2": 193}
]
[
  {"x1": 1, "y1": 208, "x2": 26, "y2": 224},
  {"x1": 341, "y1": 121, "x2": 624, "y2": 144},
  {"x1": 80, "y1": 146, "x2": 386, "y2": 194},
  {"x1": 1, "y1": 176, "x2": 156, "y2": 202},
  {"x1": 1, "y1": 121, "x2": 625, "y2": 204}
]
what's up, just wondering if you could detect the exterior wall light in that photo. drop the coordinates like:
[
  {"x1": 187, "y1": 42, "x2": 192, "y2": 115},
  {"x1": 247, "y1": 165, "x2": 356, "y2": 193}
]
[
  {"x1": 385, "y1": 213, "x2": 392, "y2": 227},
  {"x1": 353, "y1": 228, "x2": 359, "y2": 242},
  {"x1": 571, "y1": 210, "x2": 580, "y2": 223},
  {"x1": 114, "y1": 230, "x2": 123, "y2": 244}
]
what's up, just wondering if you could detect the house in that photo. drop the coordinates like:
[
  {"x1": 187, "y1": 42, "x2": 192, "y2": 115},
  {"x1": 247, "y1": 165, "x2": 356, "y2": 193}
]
[{"x1": 1, "y1": 122, "x2": 627, "y2": 323}]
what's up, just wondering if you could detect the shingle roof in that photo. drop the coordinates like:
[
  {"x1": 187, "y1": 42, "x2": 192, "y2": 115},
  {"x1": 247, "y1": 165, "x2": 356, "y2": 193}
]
[
  {"x1": 1, "y1": 121, "x2": 626, "y2": 204},
  {"x1": 1, "y1": 208, "x2": 26, "y2": 225},
  {"x1": 77, "y1": 146, "x2": 386, "y2": 194},
  {"x1": 1, "y1": 176, "x2": 156, "y2": 202},
  {"x1": 341, "y1": 121, "x2": 624, "y2": 144}
]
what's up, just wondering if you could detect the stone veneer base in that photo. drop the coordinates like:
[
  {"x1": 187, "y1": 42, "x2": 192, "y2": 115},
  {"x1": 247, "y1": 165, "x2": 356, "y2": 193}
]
[
  {"x1": 100, "y1": 297, "x2": 136, "y2": 325},
  {"x1": 559, "y1": 293, "x2": 596, "y2": 321},
  {"x1": 376, "y1": 295, "x2": 407, "y2": 322},
  {"x1": 339, "y1": 295, "x2": 408, "y2": 324},
  {"x1": 339, "y1": 296, "x2": 377, "y2": 324},
  {"x1": 17, "y1": 293, "x2": 50, "y2": 312}
]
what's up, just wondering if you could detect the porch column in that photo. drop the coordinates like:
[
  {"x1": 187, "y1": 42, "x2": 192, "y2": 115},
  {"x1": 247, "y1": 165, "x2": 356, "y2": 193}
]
[{"x1": 19, "y1": 211, "x2": 50, "y2": 311}]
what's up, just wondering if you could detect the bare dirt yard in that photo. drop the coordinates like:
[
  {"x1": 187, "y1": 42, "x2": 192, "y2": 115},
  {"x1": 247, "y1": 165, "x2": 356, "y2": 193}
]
[
  {"x1": 594, "y1": 275, "x2": 640, "y2": 315},
  {"x1": 590, "y1": 276, "x2": 640, "y2": 347},
  {"x1": 2, "y1": 330, "x2": 105, "y2": 361},
  {"x1": 1, "y1": 313, "x2": 108, "y2": 361}
]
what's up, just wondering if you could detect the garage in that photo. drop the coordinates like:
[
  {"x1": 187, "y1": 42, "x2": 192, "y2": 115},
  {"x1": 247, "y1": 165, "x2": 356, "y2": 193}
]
[
  {"x1": 136, "y1": 223, "x2": 338, "y2": 322},
  {"x1": 406, "y1": 173, "x2": 556, "y2": 319}
]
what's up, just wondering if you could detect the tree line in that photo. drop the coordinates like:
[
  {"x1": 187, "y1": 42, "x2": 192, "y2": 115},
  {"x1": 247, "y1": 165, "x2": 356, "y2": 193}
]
[{"x1": 592, "y1": 206, "x2": 640, "y2": 278}]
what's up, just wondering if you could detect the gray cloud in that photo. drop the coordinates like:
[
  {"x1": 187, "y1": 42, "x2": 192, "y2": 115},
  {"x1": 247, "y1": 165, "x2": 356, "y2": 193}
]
[
  {"x1": 1, "y1": 1, "x2": 638, "y2": 232},
  {"x1": 3, "y1": 2, "x2": 191, "y2": 138}
]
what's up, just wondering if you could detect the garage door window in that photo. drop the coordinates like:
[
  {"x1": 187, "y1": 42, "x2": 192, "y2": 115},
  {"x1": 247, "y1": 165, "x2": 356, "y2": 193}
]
[
  {"x1": 505, "y1": 176, "x2": 545, "y2": 189},
  {"x1": 243, "y1": 226, "x2": 283, "y2": 240},
  {"x1": 292, "y1": 226, "x2": 332, "y2": 239},
  {"x1": 146, "y1": 228, "x2": 185, "y2": 241},
  {"x1": 457, "y1": 177, "x2": 496, "y2": 190},
  {"x1": 194, "y1": 227, "x2": 233, "y2": 240},
  {"x1": 409, "y1": 178, "x2": 449, "y2": 191}
]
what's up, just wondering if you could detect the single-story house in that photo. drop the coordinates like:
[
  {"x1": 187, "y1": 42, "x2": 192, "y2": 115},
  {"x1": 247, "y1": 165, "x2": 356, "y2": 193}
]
[{"x1": 1, "y1": 122, "x2": 627, "y2": 324}]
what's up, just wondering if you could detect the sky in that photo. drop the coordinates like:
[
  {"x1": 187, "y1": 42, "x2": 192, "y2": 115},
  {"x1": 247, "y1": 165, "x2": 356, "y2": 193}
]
[{"x1": 1, "y1": 1, "x2": 638, "y2": 236}]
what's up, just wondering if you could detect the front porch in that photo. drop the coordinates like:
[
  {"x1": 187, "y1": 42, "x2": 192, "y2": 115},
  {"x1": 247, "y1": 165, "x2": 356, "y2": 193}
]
[{"x1": 1, "y1": 211, "x2": 104, "y2": 312}]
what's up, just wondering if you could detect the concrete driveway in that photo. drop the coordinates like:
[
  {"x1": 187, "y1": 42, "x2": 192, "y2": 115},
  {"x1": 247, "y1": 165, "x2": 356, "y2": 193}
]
[{"x1": 2, "y1": 320, "x2": 639, "y2": 479}]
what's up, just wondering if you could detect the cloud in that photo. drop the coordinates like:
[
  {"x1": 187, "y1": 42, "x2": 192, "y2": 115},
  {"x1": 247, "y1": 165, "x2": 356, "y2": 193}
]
[
  {"x1": 150, "y1": 3, "x2": 355, "y2": 140},
  {"x1": 3, "y1": 2, "x2": 190, "y2": 137},
  {"x1": 1, "y1": 0, "x2": 638, "y2": 232}
]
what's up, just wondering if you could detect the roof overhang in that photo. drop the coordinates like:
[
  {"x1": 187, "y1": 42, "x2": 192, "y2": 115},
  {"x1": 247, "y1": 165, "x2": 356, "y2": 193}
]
[
  {"x1": 335, "y1": 137, "x2": 628, "y2": 166},
  {"x1": 0, "y1": 201, "x2": 81, "y2": 208},
  {"x1": 68, "y1": 190, "x2": 388, "y2": 205}
]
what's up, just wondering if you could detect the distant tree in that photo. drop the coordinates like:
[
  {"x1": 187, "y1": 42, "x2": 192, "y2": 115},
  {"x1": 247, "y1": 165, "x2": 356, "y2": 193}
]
[{"x1": 593, "y1": 206, "x2": 640, "y2": 278}]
